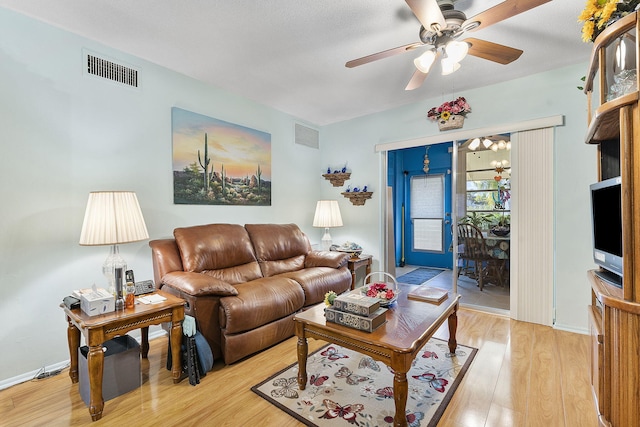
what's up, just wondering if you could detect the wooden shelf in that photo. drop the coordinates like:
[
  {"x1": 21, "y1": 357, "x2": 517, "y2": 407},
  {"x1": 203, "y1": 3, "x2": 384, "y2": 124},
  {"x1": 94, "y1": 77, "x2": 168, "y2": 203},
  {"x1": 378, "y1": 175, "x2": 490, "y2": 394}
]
[
  {"x1": 585, "y1": 12, "x2": 640, "y2": 426},
  {"x1": 322, "y1": 173, "x2": 350, "y2": 187},
  {"x1": 341, "y1": 191, "x2": 372, "y2": 206},
  {"x1": 585, "y1": 91, "x2": 638, "y2": 143}
]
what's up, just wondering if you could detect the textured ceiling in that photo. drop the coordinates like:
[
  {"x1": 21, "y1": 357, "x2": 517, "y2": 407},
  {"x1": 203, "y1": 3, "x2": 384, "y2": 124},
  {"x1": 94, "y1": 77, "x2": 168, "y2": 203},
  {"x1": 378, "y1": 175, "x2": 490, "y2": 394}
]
[{"x1": 0, "y1": 0, "x2": 591, "y2": 125}]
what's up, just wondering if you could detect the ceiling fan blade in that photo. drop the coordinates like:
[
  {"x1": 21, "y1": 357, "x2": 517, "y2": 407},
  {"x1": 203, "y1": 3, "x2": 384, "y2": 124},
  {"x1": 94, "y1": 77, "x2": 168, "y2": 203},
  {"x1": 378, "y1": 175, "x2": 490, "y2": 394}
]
[
  {"x1": 406, "y1": 0, "x2": 446, "y2": 32},
  {"x1": 346, "y1": 42, "x2": 423, "y2": 68},
  {"x1": 405, "y1": 69, "x2": 429, "y2": 91},
  {"x1": 465, "y1": 38, "x2": 523, "y2": 64},
  {"x1": 463, "y1": 0, "x2": 551, "y2": 32}
]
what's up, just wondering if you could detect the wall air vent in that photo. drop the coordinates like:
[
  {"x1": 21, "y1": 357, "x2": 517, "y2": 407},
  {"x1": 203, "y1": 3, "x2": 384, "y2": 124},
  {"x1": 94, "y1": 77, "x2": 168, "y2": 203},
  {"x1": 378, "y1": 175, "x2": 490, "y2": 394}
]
[
  {"x1": 85, "y1": 52, "x2": 139, "y2": 88},
  {"x1": 294, "y1": 123, "x2": 319, "y2": 149}
]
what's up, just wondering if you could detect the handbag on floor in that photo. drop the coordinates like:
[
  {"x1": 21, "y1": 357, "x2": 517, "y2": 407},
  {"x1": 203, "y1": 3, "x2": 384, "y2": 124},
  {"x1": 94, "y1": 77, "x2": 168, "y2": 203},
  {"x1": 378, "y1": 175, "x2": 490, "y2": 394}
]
[{"x1": 166, "y1": 331, "x2": 213, "y2": 386}]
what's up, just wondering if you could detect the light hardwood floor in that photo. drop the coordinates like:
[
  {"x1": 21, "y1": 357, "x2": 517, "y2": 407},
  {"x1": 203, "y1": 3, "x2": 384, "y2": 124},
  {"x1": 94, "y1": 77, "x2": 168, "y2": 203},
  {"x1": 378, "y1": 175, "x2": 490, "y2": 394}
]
[{"x1": 0, "y1": 308, "x2": 597, "y2": 426}]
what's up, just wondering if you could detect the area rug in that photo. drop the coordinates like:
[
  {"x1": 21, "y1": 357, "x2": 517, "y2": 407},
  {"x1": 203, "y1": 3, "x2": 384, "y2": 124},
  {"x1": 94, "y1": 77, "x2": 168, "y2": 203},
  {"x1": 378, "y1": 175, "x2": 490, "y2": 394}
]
[
  {"x1": 252, "y1": 338, "x2": 476, "y2": 427},
  {"x1": 396, "y1": 268, "x2": 446, "y2": 285}
]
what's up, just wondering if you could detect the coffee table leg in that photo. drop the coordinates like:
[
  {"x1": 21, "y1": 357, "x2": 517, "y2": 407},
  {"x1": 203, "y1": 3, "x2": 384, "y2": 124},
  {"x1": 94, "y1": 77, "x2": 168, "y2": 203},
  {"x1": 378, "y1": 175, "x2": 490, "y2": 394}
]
[
  {"x1": 447, "y1": 304, "x2": 458, "y2": 355},
  {"x1": 296, "y1": 336, "x2": 308, "y2": 390},
  {"x1": 87, "y1": 344, "x2": 104, "y2": 421},
  {"x1": 295, "y1": 321, "x2": 309, "y2": 390},
  {"x1": 66, "y1": 316, "x2": 80, "y2": 383},
  {"x1": 393, "y1": 370, "x2": 409, "y2": 427}
]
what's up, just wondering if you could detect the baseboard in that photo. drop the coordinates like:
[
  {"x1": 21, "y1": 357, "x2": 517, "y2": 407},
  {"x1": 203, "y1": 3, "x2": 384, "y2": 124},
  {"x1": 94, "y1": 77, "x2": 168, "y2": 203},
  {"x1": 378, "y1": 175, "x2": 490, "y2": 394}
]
[
  {"x1": 460, "y1": 302, "x2": 510, "y2": 317},
  {"x1": 553, "y1": 323, "x2": 589, "y2": 335},
  {"x1": 0, "y1": 328, "x2": 167, "y2": 391}
]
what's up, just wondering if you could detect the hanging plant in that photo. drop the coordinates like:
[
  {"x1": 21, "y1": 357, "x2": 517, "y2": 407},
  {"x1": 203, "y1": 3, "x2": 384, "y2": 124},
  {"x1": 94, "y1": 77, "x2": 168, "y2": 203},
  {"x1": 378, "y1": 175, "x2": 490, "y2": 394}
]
[
  {"x1": 427, "y1": 97, "x2": 471, "y2": 122},
  {"x1": 427, "y1": 97, "x2": 471, "y2": 131}
]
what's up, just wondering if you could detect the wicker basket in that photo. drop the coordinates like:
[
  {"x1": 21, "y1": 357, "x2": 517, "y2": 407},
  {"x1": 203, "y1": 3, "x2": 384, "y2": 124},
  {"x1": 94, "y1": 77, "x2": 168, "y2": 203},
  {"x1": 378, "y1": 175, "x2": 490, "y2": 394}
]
[
  {"x1": 438, "y1": 114, "x2": 464, "y2": 131},
  {"x1": 362, "y1": 272, "x2": 399, "y2": 307}
]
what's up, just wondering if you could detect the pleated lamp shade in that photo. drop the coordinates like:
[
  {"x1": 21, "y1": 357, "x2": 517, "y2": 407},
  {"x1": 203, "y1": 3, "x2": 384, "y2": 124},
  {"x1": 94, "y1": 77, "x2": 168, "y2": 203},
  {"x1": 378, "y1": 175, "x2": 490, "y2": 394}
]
[
  {"x1": 312, "y1": 200, "x2": 343, "y2": 228},
  {"x1": 313, "y1": 200, "x2": 343, "y2": 251},
  {"x1": 79, "y1": 191, "x2": 149, "y2": 246}
]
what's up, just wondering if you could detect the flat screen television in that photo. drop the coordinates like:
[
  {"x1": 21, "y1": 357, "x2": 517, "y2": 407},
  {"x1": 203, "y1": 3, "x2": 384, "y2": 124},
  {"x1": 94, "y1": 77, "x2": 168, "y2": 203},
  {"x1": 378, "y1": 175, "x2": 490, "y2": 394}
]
[{"x1": 590, "y1": 176, "x2": 623, "y2": 287}]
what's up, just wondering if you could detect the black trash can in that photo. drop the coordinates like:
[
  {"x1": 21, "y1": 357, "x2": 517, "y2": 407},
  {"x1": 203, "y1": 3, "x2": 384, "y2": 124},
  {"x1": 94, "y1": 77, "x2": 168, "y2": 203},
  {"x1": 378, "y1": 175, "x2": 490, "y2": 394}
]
[{"x1": 78, "y1": 335, "x2": 141, "y2": 406}]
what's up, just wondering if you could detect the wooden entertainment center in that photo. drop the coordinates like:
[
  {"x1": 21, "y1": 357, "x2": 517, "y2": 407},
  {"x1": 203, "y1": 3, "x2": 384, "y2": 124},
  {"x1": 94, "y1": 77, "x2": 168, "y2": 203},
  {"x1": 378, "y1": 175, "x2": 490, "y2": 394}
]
[{"x1": 584, "y1": 12, "x2": 640, "y2": 427}]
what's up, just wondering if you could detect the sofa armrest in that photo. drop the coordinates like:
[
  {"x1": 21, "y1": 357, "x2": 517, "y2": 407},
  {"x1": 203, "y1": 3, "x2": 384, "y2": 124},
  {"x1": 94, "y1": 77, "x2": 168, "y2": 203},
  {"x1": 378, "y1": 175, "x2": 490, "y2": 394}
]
[
  {"x1": 161, "y1": 271, "x2": 239, "y2": 297},
  {"x1": 305, "y1": 251, "x2": 350, "y2": 269}
]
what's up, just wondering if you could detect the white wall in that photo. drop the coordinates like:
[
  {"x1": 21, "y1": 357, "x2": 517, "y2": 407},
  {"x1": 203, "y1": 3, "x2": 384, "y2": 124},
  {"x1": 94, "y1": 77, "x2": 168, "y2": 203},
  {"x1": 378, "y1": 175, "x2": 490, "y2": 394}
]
[
  {"x1": 0, "y1": 6, "x2": 597, "y2": 386},
  {"x1": 0, "y1": 8, "x2": 324, "y2": 385}
]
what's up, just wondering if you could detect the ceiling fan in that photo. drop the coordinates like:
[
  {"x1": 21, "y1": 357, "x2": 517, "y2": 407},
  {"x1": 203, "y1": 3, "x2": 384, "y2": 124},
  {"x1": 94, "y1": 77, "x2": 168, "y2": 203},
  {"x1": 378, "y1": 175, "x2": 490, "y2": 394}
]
[{"x1": 345, "y1": 0, "x2": 552, "y2": 90}]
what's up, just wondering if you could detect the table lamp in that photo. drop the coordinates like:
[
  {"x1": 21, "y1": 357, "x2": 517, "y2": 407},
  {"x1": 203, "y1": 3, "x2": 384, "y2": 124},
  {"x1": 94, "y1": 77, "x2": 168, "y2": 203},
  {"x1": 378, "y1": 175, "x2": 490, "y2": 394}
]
[
  {"x1": 79, "y1": 191, "x2": 149, "y2": 309},
  {"x1": 312, "y1": 200, "x2": 343, "y2": 251}
]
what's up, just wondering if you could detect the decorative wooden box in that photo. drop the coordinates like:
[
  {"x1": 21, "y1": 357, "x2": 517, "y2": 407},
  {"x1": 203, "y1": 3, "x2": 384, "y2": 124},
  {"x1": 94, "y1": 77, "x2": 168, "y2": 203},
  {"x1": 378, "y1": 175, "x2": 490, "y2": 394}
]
[
  {"x1": 325, "y1": 307, "x2": 387, "y2": 332},
  {"x1": 333, "y1": 293, "x2": 381, "y2": 316}
]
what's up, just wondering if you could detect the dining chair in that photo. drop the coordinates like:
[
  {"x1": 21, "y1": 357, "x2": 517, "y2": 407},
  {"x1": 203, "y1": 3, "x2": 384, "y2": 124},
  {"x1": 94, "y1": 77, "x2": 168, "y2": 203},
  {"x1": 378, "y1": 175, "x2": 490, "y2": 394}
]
[{"x1": 456, "y1": 223, "x2": 504, "y2": 291}]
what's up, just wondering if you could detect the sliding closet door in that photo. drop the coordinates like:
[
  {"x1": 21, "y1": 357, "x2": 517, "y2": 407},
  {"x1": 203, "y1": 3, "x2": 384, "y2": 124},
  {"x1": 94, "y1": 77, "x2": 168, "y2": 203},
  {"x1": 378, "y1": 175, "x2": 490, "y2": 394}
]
[{"x1": 510, "y1": 127, "x2": 554, "y2": 325}]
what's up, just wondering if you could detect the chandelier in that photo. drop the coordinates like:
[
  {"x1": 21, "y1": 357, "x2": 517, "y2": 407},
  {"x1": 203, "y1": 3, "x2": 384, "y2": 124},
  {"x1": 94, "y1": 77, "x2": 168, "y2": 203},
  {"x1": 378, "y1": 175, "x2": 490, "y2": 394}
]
[{"x1": 467, "y1": 136, "x2": 511, "y2": 152}]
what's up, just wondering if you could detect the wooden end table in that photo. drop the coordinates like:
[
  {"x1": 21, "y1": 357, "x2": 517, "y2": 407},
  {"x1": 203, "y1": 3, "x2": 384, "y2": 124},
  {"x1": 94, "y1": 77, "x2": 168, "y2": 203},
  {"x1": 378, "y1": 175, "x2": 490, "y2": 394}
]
[
  {"x1": 294, "y1": 284, "x2": 460, "y2": 427},
  {"x1": 347, "y1": 254, "x2": 373, "y2": 289},
  {"x1": 62, "y1": 290, "x2": 185, "y2": 421}
]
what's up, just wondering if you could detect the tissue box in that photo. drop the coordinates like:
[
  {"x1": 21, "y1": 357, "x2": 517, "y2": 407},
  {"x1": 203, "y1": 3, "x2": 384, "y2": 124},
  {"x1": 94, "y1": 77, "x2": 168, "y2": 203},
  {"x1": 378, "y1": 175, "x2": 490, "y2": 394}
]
[{"x1": 80, "y1": 288, "x2": 115, "y2": 316}]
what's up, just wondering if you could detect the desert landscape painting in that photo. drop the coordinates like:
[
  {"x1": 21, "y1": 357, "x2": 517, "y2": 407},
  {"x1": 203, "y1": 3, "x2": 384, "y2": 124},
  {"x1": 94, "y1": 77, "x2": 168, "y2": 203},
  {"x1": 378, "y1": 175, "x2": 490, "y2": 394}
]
[{"x1": 172, "y1": 107, "x2": 271, "y2": 205}]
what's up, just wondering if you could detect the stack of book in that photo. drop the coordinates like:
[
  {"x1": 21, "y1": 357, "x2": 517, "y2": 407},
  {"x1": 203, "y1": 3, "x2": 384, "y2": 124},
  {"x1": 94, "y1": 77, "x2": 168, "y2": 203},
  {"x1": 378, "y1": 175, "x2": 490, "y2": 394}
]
[{"x1": 325, "y1": 293, "x2": 387, "y2": 332}]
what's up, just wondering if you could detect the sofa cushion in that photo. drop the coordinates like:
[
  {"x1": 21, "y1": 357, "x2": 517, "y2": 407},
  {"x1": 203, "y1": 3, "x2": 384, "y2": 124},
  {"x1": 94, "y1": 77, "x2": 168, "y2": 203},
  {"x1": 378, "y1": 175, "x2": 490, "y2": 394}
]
[
  {"x1": 305, "y1": 250, "x2": 350, "y2": 269},
  {"x1": 282, "y1": 267, "x2": 352, "y2": 306},
  {"x1": 245, "y1": 223, "x2": 311, "y2": 277},
  {"x1": 174, "y1": 223, "x2": 262, "y2": 283},
  {"x1": 219, "y1": 276, "x2": 305, "y2": 334},
  {"x1": 162, "y1": 271, "x2": 239, "y2": 297}
]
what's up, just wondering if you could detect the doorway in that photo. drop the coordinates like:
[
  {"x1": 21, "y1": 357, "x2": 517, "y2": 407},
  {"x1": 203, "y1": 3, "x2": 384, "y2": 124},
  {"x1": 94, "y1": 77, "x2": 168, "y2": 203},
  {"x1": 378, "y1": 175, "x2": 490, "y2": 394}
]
[
  {"x1": 388, "y1": 139, "x2": 510, "y2": 313},
  {"x1": 388, "y1": 142, "x2": 453, "y2": 270},
  {"x1": 379, "y1": 118, "x2": 560, "y2": 325},
  {"x1": 454, "y1": 135, "x2": 512, "y2": 312}
]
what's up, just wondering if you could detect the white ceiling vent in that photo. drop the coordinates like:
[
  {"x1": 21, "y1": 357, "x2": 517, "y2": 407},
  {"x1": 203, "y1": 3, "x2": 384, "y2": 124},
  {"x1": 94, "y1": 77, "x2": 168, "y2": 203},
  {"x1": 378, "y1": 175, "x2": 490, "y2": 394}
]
[
  {"x1": 84, "y1": 52, "x2": 139, "y2": 88},
  {"x1": 294, "y1": 123, "x2": 319, "y2": 149}
]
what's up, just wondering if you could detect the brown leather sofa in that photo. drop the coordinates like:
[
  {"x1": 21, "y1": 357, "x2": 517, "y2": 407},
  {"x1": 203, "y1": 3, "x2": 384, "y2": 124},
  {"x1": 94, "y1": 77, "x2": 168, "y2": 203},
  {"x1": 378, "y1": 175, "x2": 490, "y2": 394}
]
[{"x1": 149, "y1": 223, "x2": 352, "y2": 364}]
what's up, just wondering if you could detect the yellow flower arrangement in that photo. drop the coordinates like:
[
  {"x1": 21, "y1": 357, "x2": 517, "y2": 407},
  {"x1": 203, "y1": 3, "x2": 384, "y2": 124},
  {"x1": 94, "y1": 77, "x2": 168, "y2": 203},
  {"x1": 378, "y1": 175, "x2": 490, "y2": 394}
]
[
  {"x1": 324, "y1": 291, "x2": 337, "y2": 306},
  {"x1": 578, "y1": 0, "x2": 639, "y2": 42}
]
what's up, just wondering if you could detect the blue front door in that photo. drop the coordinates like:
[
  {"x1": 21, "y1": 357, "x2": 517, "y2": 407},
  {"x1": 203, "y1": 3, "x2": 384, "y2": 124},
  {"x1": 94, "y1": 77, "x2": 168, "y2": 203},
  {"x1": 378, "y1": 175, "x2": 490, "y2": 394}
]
[{"x1": 389, "y1": 142, "x2": 453, "y2": 269}]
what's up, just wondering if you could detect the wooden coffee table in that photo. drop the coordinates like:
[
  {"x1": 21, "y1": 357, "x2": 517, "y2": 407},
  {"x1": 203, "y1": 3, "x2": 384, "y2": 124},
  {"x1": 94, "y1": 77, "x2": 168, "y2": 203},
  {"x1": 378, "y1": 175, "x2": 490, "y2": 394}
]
[
  {"x1": 294, "y1": 284, "x2": 460, "y2": 427},
  {"x1": 62, "y1": 290, "x2": 185, "y2": 421}
]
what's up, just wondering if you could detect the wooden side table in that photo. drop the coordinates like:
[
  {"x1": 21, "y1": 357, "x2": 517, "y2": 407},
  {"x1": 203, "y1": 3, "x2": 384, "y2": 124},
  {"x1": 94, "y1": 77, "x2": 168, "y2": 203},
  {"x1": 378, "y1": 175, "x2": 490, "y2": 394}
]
[
  {"x1": 347, "y1": 254, "x2": 372, "y2": 290},
  {"x1": 62, "y1": 290, "x2": 185, "y2": 421}
]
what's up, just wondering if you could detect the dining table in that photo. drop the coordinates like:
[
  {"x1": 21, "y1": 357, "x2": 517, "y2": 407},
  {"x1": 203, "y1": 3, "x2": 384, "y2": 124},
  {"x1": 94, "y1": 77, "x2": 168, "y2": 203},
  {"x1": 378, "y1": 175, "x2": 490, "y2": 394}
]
[{"x1": 482, "y1": 232, "x2": 510, "y2": 285}]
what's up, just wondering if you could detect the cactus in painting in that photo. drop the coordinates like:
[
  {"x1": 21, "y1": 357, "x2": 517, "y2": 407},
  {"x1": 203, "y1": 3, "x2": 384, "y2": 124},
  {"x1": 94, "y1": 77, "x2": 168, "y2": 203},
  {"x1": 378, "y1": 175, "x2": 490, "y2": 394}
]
[
  {"x1": 198, "y1": 133, "x2": 212, "y2": 192},
  {"x1": 256, "y1": 164, "x2": 262, "y2": 193},
  {"x1": 221, "y1": 164, "x2": 226, "y2": 191}
]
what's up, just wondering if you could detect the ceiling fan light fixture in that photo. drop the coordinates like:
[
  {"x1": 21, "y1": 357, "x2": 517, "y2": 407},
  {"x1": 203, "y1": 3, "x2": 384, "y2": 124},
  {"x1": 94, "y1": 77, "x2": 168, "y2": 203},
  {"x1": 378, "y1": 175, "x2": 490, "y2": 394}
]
[
  {"x1": 441, "y1": 57, "x2": 460, "y2": 75},
  {"x1": 414, "y1": 50, "x2": 437, "y2": 73},
  {"x1": 445, "y1": 40, "x2": 469, "y2": 63}
]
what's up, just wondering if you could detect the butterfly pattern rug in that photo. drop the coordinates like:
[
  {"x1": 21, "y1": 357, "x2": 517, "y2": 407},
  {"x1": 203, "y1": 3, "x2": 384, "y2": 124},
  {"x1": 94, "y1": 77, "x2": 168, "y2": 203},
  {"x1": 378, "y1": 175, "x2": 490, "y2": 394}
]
[{"x1": 251, "y1": 337, "x2": 476, "y2": 427}]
